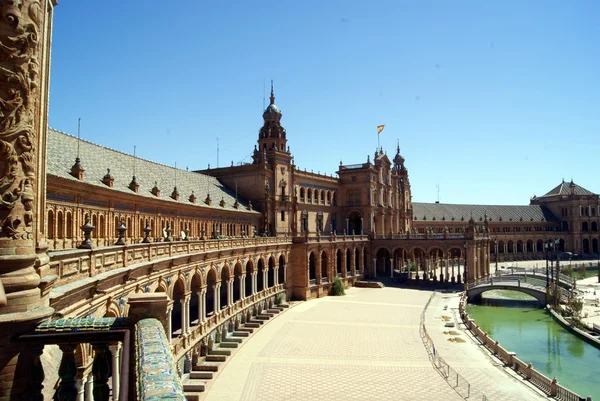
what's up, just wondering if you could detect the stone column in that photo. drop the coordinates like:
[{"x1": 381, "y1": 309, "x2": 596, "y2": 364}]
[
  {"x1": 108, "y1": 343, "x2": 121, "y2": 400},
  {"x1": 76, "y1": 375, "x2": 87, "y2": 401},
  {"x1": 228, "y1": 280, "x2": 233, "y2": 306},
  {"x1": 85, "y1": 372, "x2": 94, "y2": 401},
  {"x1": 274, "y1": 268, "x2": 279, "y2": 285},
  {"x1": 373, "y1": 258, "x2": 377, "y2": 278},
  {"x1": 252, "y1": 272, "x2": 257, "y2": 295},
  {"x1": 196, "y1": 290, "x2": 203, "y2": 324},
  {"x1": 214, "y1": 284, "x2": 220, "y2": 312},
  {"x1": 167, "y1": 306, "x2": 173, "y2": 341},
  {"x1": 390, "y1": 258, "x2": 394, "y2": 278},
  {"x1": 240, "y1": 275, "x2": 245, "y2": 300},
  {"x1": 0, "y1": 2, "x2": 57, "y2": 399}
]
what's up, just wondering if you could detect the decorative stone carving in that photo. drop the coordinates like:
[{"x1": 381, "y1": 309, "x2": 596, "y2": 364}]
[{"x1": 0, "y1": 0, "x2": 43, "y2": 240}]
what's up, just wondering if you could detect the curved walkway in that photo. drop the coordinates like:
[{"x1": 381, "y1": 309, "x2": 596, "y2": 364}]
[{"x1": 203, "y1": 287, "x2": 547, "y2": 401}]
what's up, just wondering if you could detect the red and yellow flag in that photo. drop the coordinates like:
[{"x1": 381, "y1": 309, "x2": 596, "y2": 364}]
[{"x1": 377, "y1": 124, "x2": 385, "y2": 134}]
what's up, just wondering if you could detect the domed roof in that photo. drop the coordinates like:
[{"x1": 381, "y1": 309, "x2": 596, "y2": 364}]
[{"x1": 265, "y1": 103, "x2": 280, "y2": 114}]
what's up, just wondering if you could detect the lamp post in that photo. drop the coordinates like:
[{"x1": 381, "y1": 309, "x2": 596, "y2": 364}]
[
  {"x1": 463, "y1": 241, "x2": 468, "y2": 291},
  {"x1": 494, "y1": 238, "x2": 499, "y2": 274},
  {"x1": 597, "y1": 249, "x2": 600, "y2": 284}
]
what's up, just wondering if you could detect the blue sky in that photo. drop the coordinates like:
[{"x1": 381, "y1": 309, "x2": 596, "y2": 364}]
[{"x1": 48, "y1": 1, "x2": 599, "y2": 205}]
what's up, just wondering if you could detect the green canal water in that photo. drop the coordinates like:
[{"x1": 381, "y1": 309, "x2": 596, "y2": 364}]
[{"x1": 466, "y1": 290, "x2": 600, "y2": 400}]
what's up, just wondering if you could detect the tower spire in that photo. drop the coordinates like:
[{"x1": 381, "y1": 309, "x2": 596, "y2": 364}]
[{"x1": 270, "y1": 80, "x2": 275, "y2": 105}]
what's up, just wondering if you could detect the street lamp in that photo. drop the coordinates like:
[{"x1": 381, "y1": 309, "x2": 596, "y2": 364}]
[
  {"x1": 494, "y1": 238, "x2": 499, "y2": 274},
  {"x1": 463, "y1": 241, "x2": 468, "y2": 291}
]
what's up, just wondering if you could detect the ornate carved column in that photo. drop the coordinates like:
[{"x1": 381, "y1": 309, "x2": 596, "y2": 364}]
[
  {"x1": 240, "y1": 274, "x2": 245, "y2": 300},
  {"x1": 108, "y1": 343, "x2": 121, "y2": 401},
  {"x1": 0, "y1": 1, "x2": 57, "y2": 399}
]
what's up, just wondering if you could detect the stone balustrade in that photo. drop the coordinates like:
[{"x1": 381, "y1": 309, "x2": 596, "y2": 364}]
[
  {"x1": 47, "y1": 236, "x2": 291, "y2": 288},
  {"x1": 458, "y1": 295, "x2": 590, "y2": 401}
]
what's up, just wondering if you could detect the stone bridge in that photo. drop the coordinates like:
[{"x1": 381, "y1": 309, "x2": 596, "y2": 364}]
[{"x1": 466, "y1": 275, "x2": 573, "y2": 306}]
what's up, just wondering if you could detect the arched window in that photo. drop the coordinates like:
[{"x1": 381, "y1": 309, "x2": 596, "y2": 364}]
[
  {"x1": 47, "y1": 210, "x2": 55, "y2": 239},
  {"x1": 300, "y1": 187, "x2": 305, "y2": 202},
  {"x1": 66, "y1": 212, "x2": 73, "y2": 238},
  {"x1": 57, "y1": 211, "x2": 64, "y2": 239}
]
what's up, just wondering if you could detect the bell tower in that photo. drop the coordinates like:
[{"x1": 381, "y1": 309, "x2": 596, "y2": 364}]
[{"x1": 253, "y1": 81, "x2": 288, "y2": 163}]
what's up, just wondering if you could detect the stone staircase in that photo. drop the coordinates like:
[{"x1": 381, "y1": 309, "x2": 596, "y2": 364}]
[{"x1": 183, "y1": 303, "x2": 290, "y2": 400}]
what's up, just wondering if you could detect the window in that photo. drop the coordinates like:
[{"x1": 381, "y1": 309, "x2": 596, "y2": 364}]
[{"x1": 281, "y1": 210, "x2": 285, "y2": 222}]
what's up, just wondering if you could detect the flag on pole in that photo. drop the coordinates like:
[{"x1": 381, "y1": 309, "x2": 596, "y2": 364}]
[{"x1": 377, "y1": 124, "x2": 385, "y2": 134}]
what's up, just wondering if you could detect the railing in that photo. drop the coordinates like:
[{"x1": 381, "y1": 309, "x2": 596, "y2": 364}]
[
  {"x1": 47, "y1": 236, "x2": 291, "y2": 288},
  {"x1": 135, "y1": 319, "x2": 185, "y2": 401},
  {"x1": 458, "y1": 295, "x2": 589, "y2": 401},
  {"x1": 420, "y1": 292, "x2": 488, "y2": 400},
  {"x1": 17, "y1": 317, "x2": 139, "y2": 401}
]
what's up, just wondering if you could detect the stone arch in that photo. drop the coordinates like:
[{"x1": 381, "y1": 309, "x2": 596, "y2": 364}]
[
  {"x1": 582, "y1": 221, "x2": 589, "y2": 232},
  {"x1": 498, "y1": 240, "x2": 505, "y2": 254},
  {"x1": 592, "y1": 221, "x2": 598, "y2": 232},
  {"x1": 307, "y1": 188, "x2": 312, "y2": 202},
  {"x1": 336, "y1": 248, "x2": 343, "y2": 276},
  {"x1": 348, "y1": 210, "x2": 362, "y2": 235},
  {"x1": 190, "y1": 271, "x2": 203, "y2": 325},
  {"x1": 104, "y1": 300, "x2": 121, "y2": 318},
  {"x1": 376, "y1": 247, "x2": 391, "y2": 276},
  {"x1": 516, "y1": 240, "x2": 524, "y2": 253},
  {"x1": 321, "y1": 250, "x2": 329, "y2": 281},
  {"x1": 155, "y1": 278, "x2": 168, "y2": 294},
  {"x1": 206, "y1": 268, "x2": 218, "y2": 315},
  {"x1": 233, "y1": 262, "x2": 243, "y2": 302},
  {"x1": 526, "y1": 239, "x2": 534, "y2": 253},
  {"x1": 536, "y1": 239, "x2": 543, "y2": 253},
  {"x1": 57, "y1": 210, "x2": 64, "y2": 239},
  {"x1": 308, "y1": 251, "x2": 317, "y2": 282},
  {"x1": 278, "y1": 254, "x2": 286, "y2": 285},
  {"x1": 268, "y1": 256, "x2": 276, "y2": 288},
  {"x1": 47, "y1": 209, "x2": 55, "y2": 239},
  {"x1": 257, "y1": 258, "x2": 265, "y2": 292},
  {"x1": 245, "y1": 259, "x2": 254, "y2": 297},
  {"x1": 314, "y1": 189, "x2": 319, "y2": 203},
  {"x1": 507, "y1": 240, "x2": 514, "y2": 253},
  {"x1": 171, "y1": 278, "x2": 186, "y2": 337},
  {"x1": 300, "y1": 187, "x2": 306, "y2": 202},
  {"x1": 345, "y1": 248, "x2": 352, "y2": 274}
]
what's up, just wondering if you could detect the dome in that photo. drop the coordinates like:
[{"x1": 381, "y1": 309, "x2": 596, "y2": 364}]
[{"x1": 265, "y1": 103, "x2": 280, "y2": 114}]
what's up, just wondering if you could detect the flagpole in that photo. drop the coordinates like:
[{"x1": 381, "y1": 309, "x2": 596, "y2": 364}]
[{"x1": 377, "y1": 128, "x2": 380, "y2": 150}]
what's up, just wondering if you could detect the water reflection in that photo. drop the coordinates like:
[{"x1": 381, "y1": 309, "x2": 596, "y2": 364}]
[{"x1": 467, "y1": 293, "x2": 600, "y2": 400}]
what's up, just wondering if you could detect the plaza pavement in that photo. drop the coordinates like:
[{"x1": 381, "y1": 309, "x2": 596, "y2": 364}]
[{"x1": 203, "y1": 287, "x2": 548, "y2": 401}]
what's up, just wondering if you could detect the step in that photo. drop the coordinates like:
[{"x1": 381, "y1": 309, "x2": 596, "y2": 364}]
[
  {"x1": 245, "y1": 322, "x2": 261, "y2": 328},
  {"x1": 255, "y1": 315, "x2": 270, "y2": 321},
  {"x1": 219, "y1": 342, "x2": 239, "y2": 349},
  {"x1": 260, "y1": 312, "x2": 276, "y2": 317},
  {"x1": 222, "y1": 337, "x2": 243, "y2": 343},
  {"x1": 267, "y1": 308, "x2": 281, "y2": 313},
  {"x1": 184, "y1": 393, "x2": 202, "y2": 401},
  {"x1": 208, "y1": 349, "x2": 231, "y2": 356},
  {"x1": 193, "y1": 362, "x2": 221, "y2": 372},
  {"x1": 183, "y1": 380, "x2": 206, "y2": 392},
  {"x1": 205, "y1": 354, "x2": 227, "y2": 362},
  {"x1": 236, "y1": 327, "x2": 254, "y2": 333},
  {"x1": 190, "y1": 371, "x2": 213, "y2": 380},
  {"x1": 279, "y1": 303, "x2": 290, "y2": 308},
  {"x1": 233, "y1": 331, "x2": 250, "y2": 337}
]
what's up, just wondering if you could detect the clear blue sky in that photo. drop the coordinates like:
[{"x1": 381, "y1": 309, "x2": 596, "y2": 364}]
[{"x1": 48, "y1": 1, "x2": 599, "y2": 205}]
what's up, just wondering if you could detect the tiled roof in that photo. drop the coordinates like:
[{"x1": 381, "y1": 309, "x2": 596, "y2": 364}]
[
  {"x1": 539, "y1": 180, "x2": 596, "y2": 198},
  {"x1": 47, "y1": 128, "x2": 258, "y2": 214},
  {"x1": 412, "y1": 202, "x2": 557, "y2": 223}
]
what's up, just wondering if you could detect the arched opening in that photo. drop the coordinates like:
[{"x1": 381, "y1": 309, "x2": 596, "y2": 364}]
[
  {"x1": 562, "y1": 221, "x2": 569, "y2": 232},
  {"x1": 268, "y1": 257, "x2": 275, "y2": 288},
  {"x1": 592, "y1": 238, "x2": 599, "y2": 254},
  {"x1": 321, "y1": 251, "x2": 329, "y2": 282},
  {"x1": 526, "y1": 240, "x2": 534, "y2": 253},
  {"x1": 233, "y1": 263, "x2": 243, "y2": 302},
  {"x1": 516, "y1": 240, "x2": 523, "y2": 253},
  {"x1": 376, "y1": 248, "x2": 391, "y2": 276},
  {"x1": 320, "y1": 191, "x2": 325, "y2": 204},
  {"x1": 47, "y1": 210, "x2": 54, "y2": 239},
  {"x1": 536, "y1": 239, "x2": 543, "y2": 253},
  {"x1": 592, "y1": 221, "x2": 598, "y2": 232},
  {"x1": 559, "y1": 238, "x2": 565, "y2": 252},
  {"x1": 412, "y1": 248, "x2": 427, "y2": 280},
  {"x1": 190, "y1": 273, "x2": 202, "y2": 325},
  {"x1": 172, "y1": 279, "x2": 186, "y2": 338},
  {"x1": 429, "y1": 248, "x2": 444, "y2": 280},
  {"x1": 332, "y1": 192, "x2": 337, "y2": 206},
  {"x1": 278, "y1": 255, "x2": 285, "y2": 286},
  {"x1": 326, "y1": 191, "x2": 331, "y2": 204},
  {"x1": 336, "y1": 249, "x2": 343, "y2": 276},
  {"x1": 66, "y1": 212, "x2": 73, "y2": 239},
  {"x1": 307, "y1": 188, "x2": 312, "y2": 203},
  {"x1": 355, "y1": 248, "x2": 360, "y2": 274},
  {"x1": 583, "y1": 238, "x2": 590, "y2": 254},
  {"x1": 300, "y1": 187, "x2": 305, "y2": 202},
  {"x1": 245, "y1": 260, "x2": 253, "y2": 297},
  {"x1": 348, "y1": 211, "x2": 362, "y2": 235},
  {"x1": 346, "y1": 248, "x2": 352, "y2": 275},
  {"x1": 220, "y1": 266, "x2": 230, "y2": 310},
  {"x1": 206, "y1": 269, "x2": 217, "y2": 316},
  {"x1": 314, "y1": 189, "x2": 319, "y2": 203},
  {"x1": 508, "y1": 241, "x2": 514, "y2": 253},
  {"x1": 257, "y1": 259, "x2": 265, "y2": 292},
  {"x1": 498, "y1": 240, "x2": 505, "y2": 254},
  {"x1": 57, "y1": 210, "x2": 64, "y2": 239},
  {"x1": 582, "y1": 222, "x2": 589, "y2": 232},
  {"x1": 309, "y1": 252, "x2": 317, "y2": 283}
]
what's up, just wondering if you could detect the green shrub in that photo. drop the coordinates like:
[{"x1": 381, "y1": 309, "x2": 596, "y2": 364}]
[{"x1": 330, "y1": 277, "x2": 345, "y2": 296}]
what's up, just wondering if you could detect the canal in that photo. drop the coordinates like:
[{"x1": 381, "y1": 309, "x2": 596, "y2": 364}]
[{"x1": 466, "y1": 290, "x2": 600, "y2": 400}]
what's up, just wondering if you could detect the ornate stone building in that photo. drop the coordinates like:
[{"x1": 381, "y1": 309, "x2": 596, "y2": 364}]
[{"x1": 0, "y1": 3, "x2": 597, "y2": 399}]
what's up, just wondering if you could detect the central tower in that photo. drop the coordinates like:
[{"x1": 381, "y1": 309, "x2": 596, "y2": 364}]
[{"x1": 253, "y1": 81, "x2": 287, "y2": 162}]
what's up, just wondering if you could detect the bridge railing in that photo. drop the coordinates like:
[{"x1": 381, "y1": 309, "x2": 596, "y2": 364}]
[
  {"x1": 458, "y1": 295, "x2": 590, "y2": 401},
  {"x1": 421, "y1": 293, "x2": 488, "y2": 401}
]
